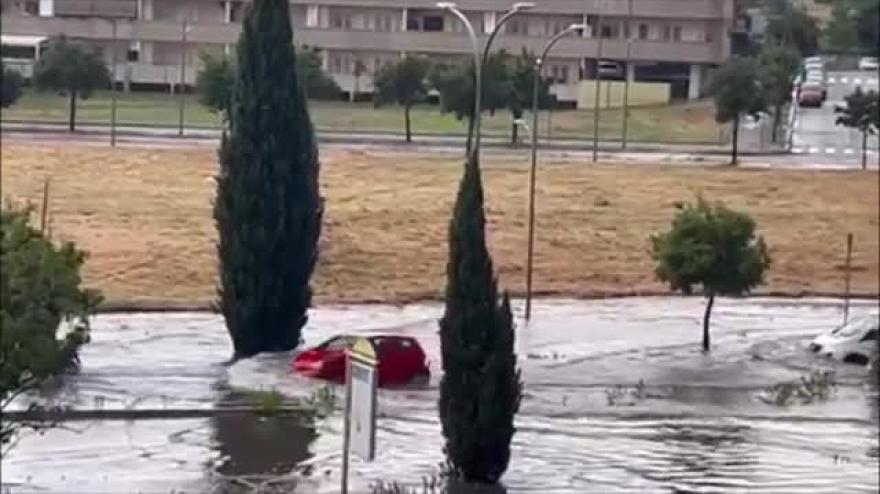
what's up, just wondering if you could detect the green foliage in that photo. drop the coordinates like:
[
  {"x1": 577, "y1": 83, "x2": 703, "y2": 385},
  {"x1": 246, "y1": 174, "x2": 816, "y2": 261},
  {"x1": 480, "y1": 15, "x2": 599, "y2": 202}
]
[
  {"x1": 296, "y1": 45, "x2": 342, "y2": 101},
  {"x1": 651, "y1": 198, "x2": 770, "y2": 297},
  {"x1": 439, "y1": 154, "x2": 522, "y2": 484},
  {"x1": 1, "y1": 63, "x2": 24, "y2": 108},
  {"x1": 835, "y1": 87, "x2": 879, "y2": 134},
  {"x1": 33, "y1": 36, "x2": 111, "y2": 131},
  {"x1": 823, "y1": 1, "x2": 859, "y2": 54},
  {"x1": 429, "y1": 52, "x2": 513, "y2": 122},
  {"x1": 760, "y1": 370, "x2": 837, "y2": 406},
  {"x1": 707, "y1": 58, "x2": 767, "y2": 164},
  {"x1": 757, "y1": 46, "x2": 800, "y2": 142},
  {"x1": 373, "y1": 56, "x2": 431, "y2": 142},
  {"x1": 834, "y1": 87, "x2": 879, "y2": 169},
  {"x1": 196, "y1": 51, "x2": 235, "y2": 117},
  {"x1": 1, "y1": 203, "x2": 101, "y2": 452},
  {"x1": 651, "y1": 198, "x2": 770, "y2": 350},
  {"x1": 507, "y1": 50, "x2": 553, "y2": 120},
  {"x1": 763, "y1": 1, "x2": 820, "y2": 57},
  {"x1": 214, "y1": 0, "x2": 323, "y2": 358}
]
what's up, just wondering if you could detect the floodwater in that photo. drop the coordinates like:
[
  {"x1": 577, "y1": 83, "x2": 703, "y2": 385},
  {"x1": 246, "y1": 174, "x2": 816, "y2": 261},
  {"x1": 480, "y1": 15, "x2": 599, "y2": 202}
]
[{"x1": 2, "y1": 297, "x2": 878, "y2": 493}]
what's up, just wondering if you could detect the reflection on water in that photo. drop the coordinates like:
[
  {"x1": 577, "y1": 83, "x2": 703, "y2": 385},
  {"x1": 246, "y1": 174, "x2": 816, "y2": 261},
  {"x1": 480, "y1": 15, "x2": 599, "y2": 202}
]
[{"x1": 206, "y1": 393, "x2": 319, "y2": 493}]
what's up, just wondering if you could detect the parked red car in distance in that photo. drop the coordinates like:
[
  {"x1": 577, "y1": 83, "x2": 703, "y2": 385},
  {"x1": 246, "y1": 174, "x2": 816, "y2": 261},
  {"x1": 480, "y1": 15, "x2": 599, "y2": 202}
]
[{"x1": 291, "y1": 335, "x2": 430, "y2": 387}]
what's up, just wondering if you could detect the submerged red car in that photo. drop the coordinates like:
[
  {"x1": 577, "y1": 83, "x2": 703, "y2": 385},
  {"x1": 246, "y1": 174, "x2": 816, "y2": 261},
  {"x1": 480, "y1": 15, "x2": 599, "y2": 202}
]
[{"x1": 291, "y1": 335, "x2": 430, "y2": 387}]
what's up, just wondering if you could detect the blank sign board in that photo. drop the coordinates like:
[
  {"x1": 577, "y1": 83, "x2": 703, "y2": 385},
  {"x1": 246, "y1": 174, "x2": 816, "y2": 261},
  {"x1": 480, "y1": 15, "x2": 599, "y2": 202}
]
[{"x1": 348, "y1": 357, "x2": 377, "y2": 461}]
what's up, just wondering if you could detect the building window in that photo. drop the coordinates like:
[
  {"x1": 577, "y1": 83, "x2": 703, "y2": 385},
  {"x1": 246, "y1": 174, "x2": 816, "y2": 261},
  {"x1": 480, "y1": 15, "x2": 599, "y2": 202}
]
[
  {"x1": 638, "y1": 23, "x2": 648, "y2": 40},
  {"x1": 663, "y1": 25, "x2": 671, "y2": 41},
  {"x1": 422, "y1": 15, "x2": 444, "y2": 32},
  {"x1": 508, "y1": 19, "x2": 528, "y2": 36},
  {"x1": 331, "y1": 13, "x2": 351, "y2": 29},
  {"x1": 705, "y1": 30, "x2": 713, "y2": 43},
  {"x1": 24, "y1": 1, "x2": 39, "y2": 15},
  {"x1": 560, "y1": 66, "x2": 569, "y2": 83},
  {"x1": 601, "y1": 25, "x2": 613, "y2": 38},
  {"x1": 673, "y1": 26, "x2": 682, "y2": 41},
  {"x1": 623, "y1": 22, "x2": 631, "y2": 40}
]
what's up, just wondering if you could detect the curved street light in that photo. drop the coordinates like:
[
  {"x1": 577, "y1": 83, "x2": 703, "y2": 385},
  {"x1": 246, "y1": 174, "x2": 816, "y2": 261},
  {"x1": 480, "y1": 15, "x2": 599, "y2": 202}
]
[
  {"x1": 437, "y1": 2, "x2": 534, "y2": 162},
  {"x1": 524, "y1": 23, "x2": 586, "y2": 321}
]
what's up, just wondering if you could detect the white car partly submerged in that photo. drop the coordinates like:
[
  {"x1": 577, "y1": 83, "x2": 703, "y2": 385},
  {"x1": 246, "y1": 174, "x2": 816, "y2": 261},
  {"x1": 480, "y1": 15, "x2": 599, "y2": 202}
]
[{"x1": 810, "y1": 314, "x2": 879, "y2": 366}]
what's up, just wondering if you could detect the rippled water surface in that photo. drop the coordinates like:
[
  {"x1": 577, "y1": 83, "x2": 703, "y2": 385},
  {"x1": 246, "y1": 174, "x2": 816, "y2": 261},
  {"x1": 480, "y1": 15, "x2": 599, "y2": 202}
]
[{"x1": 3, "y1": 298, "x2": 878, "y2": 493}]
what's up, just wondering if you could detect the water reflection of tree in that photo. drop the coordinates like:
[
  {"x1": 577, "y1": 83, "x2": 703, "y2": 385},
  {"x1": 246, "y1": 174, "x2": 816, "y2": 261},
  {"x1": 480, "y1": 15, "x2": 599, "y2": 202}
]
[
  {"x1": 209, "y1": 393, "x2": 318, "y2": 490},
  {"x1": 644, "y1": 420, "x2": 757, "y2": 490}
]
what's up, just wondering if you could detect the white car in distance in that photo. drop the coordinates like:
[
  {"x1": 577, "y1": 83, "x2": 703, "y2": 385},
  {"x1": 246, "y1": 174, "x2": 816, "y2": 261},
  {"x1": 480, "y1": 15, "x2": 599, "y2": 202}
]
[
  {"x1": 810, "y1": 314, "x2": 879, "y2": 366},
  {"x1": 858, "y1": 57, "x2": 878, "y2": 71}
]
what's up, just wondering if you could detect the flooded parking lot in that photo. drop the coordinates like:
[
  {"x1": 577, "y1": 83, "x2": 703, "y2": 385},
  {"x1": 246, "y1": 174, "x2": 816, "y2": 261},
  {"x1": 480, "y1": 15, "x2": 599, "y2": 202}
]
[{"x1": 2, "y1": 297, "x2": 878, "y2": 493}]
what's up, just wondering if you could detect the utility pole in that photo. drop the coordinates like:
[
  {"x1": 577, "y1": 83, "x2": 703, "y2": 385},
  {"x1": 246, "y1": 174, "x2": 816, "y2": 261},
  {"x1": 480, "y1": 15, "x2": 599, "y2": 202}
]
[
  {"x1": 178, "y1": 19, "x2": 188, "y2": 137},
  {"x1": 591, "y1": 0, "x2": 606, "y2": 162},
  {"x1": 621, "y1": 0, "x2": 633, "y2": 149},
  {"x1": 110, "y1": 19, "x2": 118, "y2": 147}
]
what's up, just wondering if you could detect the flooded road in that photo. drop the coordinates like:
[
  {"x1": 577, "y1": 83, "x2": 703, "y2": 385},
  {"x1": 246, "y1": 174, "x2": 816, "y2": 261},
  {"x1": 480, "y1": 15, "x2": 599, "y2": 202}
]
[{"x1": 3, "y1": 297, "x2": 878, "y2": 493}]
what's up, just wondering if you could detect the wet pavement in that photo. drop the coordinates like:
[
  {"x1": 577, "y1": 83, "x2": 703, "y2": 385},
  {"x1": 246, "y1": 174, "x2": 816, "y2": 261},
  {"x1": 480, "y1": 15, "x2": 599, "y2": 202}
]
[{"x1": 2, "y1": 297, "x2": 878, "y2": 493}]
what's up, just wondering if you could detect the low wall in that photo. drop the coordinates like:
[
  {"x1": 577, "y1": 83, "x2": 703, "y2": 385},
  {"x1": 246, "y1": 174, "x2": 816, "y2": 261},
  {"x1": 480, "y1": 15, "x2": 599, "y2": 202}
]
[{"x1": 577, "y1": 80, "x2": 671, "y2": 109}]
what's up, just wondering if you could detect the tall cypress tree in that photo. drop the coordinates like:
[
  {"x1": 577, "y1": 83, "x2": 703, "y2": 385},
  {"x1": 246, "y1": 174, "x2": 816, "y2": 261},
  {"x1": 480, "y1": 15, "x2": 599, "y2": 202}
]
[
  {"x1": 439, "y1": 155, "x2": 523, "y2": 484},
  {"x1": 214, "y1": 0, "x2": 322, "y2": 359}
]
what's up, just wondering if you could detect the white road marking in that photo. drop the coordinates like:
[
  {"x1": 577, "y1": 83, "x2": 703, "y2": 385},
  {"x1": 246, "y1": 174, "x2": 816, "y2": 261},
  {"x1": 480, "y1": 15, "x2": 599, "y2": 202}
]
[
  {"x1": 843, "y1": 148, "x2": 855, "y2": 154},
  {"x1": 791, "y1": 147, "x2": 804, "y2": 154},
  {"x1": 808, "y1": 147, "x2": 820, "y2": 154},
  {"x1": 825, "y1": 147, "x2": 836, "y2": 154},
  {"x1": 828, "y1": 77, "x2": 837, "y2": 84},
  {"x1": 841, "y1": 77, "x2": 849, "y2": 84},
  {"x1": 869, "y1": 78, "x2": 879, "y2": 85},
  {"x1": 854, "y1": 78, "x2": 863, "y2": 85}
]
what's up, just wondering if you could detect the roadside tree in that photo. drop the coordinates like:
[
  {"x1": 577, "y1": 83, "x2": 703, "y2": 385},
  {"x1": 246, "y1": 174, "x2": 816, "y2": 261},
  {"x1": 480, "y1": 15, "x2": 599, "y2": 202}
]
[
  {"x1": 764, "y1": 0, "x2": 821, "y2": 57},
  {"x1": 373, "y1": 55, "x2": 431, "y2": 143},
  {"x1": 651, "y1": 198, "x2": 771, "y2": 352},
  {"x1": 1, "y1": 204, "x2": 102, "y2": 454},
  {"x1": 1, "y1": 64, "x2": 24, "y2": 108},
  {"x1": 296, "y1": 45, "x2": 342, "y2": 100},
  {"x1": 507, "y1": 50, "x2": 552, "y2": 146},
  {"x1": 757, "y1": 46, "x2": 800, "y2": 143},
  {"x1": 33, "y1": 36, "x2": 111, "y2": 132},
  {"x1": 835, "y1": 87, "x2": 879, "y2": 170},
  {"x1": 196, "y1": 51, "x2": 235, "y2": 119},
  {"x1": 707, "y1": 58, "x2": 767, "y2": 165},
  {"x1": 429, "y1": 52, "x2": 513, "y2": 153},
  {"x1": 215, "y1": 0, "x2": 323, "y2": 358},
  {"x1": 823, "y1": 1, "x2": 859, "y2": 55}
]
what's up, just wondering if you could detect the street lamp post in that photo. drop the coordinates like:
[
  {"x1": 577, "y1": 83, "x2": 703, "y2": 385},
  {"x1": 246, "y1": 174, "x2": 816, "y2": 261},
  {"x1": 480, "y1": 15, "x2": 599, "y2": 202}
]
[
  {"x1": 524, "y1": 24, "x2": 585, "y2": 322},
  {"x1": 591, "y1": 0, "x2": 607, "y2": 162},
  {"x1": 437, "y1": 2, "x2": 534, "y2": 162}
]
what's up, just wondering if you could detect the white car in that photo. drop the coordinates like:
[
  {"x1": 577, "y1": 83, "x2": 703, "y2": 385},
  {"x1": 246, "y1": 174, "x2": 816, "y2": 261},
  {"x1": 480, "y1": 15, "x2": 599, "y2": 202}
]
[
  {"x1": 858, "y1": 57, "x2": 878, "y2": 71},
  {"x1": 810, "y1": 314, "x2": 879, "y2": 365}
]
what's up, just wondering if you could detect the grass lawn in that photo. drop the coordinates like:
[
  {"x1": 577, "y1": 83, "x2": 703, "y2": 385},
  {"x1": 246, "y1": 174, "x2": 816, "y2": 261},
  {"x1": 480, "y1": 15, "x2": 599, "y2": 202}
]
[
  {"x1": 1, "y1": 142, "x2": 876, "y2": 305},
  {"x1": 2, "y1": 89, "x2": 724, "y2": 144}
]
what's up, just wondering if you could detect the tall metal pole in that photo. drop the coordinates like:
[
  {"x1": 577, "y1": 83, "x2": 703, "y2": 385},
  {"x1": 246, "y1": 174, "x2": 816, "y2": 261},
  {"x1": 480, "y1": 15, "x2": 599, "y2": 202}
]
[
  {"x1": 843, "y1": 233, "x2": 853, "y2": 325},
  {"x1": 178, "y1": 19, "x2": 188, "y2": 137},
  {"x1": 437, "y1": 4, "x2": 480, "y2": 158},
  {"x1": 525, "y1": 24, "x2": 585, "y2": 321},
  {"x1": 621, "y1": 0, "x2": 633, "y2": 149},
  {"x1": 110, "y1": 19, "x2": 119, "y2": 147},
  {"x1": 591, "y1": 0, "x2": 606, "y2": 162}
]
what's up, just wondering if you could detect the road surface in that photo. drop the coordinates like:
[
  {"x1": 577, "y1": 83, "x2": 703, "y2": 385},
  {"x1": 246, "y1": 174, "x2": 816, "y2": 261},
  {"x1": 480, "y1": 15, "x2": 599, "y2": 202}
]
[{"x1": 791, "y1": 70, "x2": 880, "y2": 168}]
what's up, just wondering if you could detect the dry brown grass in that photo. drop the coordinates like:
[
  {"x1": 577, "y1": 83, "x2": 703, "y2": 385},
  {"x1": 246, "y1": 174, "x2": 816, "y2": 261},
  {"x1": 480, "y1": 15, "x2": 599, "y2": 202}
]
[{"x1": 1, "y1": 142, "x2": 877, "y2": 305}]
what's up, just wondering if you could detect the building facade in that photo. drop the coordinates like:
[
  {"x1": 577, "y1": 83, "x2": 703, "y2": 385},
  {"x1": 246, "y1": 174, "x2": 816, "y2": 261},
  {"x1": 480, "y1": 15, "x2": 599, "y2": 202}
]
[{"x1": 1, "y1": 0, "x2": 737, "y2": 102}]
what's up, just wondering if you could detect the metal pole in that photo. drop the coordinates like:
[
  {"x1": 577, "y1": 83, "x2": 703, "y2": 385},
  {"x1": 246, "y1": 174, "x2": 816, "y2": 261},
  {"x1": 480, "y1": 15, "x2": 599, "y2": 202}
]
[
  {"x1": 591, "y1": 1, "x2": 606, "y2": 162},
  {"x1": 438, "y1": 4, "x2": 480, "y2": 158},
  {"x1": 39, "y1": 178, "x2": 50, "y2": 234},
  {"x1": 525, "y1": 24, "x2": 584, "y2": 321},
  {"x1": 843, "y1": 233, "x2": 853, "y2": 325},
  {"x1": 178, "y1": 20, "x2": 188, "y2": 137},
  {"x1": 340, "y1": 354, "x2": 353, "y2": 494},
  {"x1": 621, "y1": 0, "x2": 633, "y2": 149},
  {"x1": 110, "y1": 19, "x2": 118, "y2": 147}
]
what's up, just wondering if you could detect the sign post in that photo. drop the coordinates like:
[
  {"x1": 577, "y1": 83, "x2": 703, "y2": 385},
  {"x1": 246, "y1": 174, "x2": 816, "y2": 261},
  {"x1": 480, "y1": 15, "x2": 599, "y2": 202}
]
[{"x1": 341, "y1": 337, "x2": 378, "y2": 494}]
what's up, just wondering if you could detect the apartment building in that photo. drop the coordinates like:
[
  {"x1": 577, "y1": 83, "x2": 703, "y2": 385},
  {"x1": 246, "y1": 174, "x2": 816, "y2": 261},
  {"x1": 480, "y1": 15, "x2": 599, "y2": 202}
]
[{"x1": 1, "y1": 0, "x2": 737, "y2": 102}]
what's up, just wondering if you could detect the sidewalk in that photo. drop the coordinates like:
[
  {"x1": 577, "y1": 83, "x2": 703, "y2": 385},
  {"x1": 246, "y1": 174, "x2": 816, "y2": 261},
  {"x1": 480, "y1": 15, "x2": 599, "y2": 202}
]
[{"x1": 0, "y1": 119, "x2": 789, "y2": 156}]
